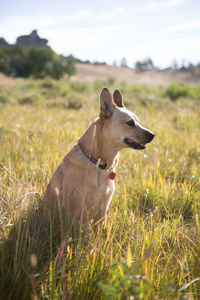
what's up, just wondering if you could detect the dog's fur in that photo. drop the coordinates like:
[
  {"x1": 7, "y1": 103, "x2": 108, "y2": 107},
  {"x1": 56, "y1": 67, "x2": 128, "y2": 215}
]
[{"x1": 43, "y1": 88, "x2": 154, "y2": 225}]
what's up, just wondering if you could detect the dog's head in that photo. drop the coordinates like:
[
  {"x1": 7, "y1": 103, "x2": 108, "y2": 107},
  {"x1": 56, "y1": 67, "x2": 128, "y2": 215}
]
[{"x1": 100, "y1": 88, "x2": 155, "y2": 150}]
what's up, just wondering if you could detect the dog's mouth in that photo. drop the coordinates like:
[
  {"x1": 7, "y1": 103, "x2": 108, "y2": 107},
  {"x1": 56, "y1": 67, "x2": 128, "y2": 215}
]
[{"x1": 124, "y1": 138, "x2": 145, "y2": 150}]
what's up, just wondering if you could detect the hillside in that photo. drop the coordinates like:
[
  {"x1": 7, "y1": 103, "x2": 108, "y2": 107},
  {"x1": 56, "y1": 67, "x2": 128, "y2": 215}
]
[
  {"x1": 0, "y1": 63, "x2": 200, "y2": 87},
  {"x1": 72, "y1": 63, "x2": 200, "y2": 87}
]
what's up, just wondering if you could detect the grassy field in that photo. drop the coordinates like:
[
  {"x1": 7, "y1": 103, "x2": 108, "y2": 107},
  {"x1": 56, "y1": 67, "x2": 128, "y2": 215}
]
[{"x1": 0, "y1": 75, "x2": 200, "y2": 299}]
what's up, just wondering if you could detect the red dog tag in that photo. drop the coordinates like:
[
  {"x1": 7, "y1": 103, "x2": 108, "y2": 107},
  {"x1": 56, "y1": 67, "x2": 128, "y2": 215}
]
[{"x1": 109, "y1": 172, "x2": 116, "y2": 180}]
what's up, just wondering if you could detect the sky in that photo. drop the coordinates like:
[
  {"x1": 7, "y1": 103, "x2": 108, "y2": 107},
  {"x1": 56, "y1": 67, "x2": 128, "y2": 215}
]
[{"x1": 0, "y1": 0, "x2": 200, "y2": 68}]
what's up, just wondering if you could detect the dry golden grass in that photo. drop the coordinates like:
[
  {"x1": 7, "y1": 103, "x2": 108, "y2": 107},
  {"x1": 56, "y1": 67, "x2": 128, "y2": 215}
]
[{"x1": 0, "y1": 76, "x2": 200, "y2": 299}]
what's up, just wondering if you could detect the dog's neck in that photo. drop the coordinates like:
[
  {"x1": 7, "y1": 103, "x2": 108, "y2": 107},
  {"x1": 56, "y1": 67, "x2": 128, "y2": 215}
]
[{"x1": 78, "y1": 117, "x2": 121, "y2": 169}]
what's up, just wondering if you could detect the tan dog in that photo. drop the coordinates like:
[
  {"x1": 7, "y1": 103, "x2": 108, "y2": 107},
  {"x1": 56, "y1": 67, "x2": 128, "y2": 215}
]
[{"x1": 44, "y1": 88, "x2": 154, "y2": 225}]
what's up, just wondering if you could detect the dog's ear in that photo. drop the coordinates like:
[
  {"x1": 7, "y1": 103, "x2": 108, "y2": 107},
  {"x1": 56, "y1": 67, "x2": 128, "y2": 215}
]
[
  {"x1": 100, "y1": 88, "x2": 115, "y2": 117},
  {"x1": 113, "y1": 89, "x2": 124, "y2": 107}
]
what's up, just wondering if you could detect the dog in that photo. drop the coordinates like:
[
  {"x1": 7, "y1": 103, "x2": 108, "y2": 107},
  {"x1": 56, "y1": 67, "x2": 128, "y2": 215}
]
[{"x1": 43, "y1": 88, "x2": 154, "y2": 226}]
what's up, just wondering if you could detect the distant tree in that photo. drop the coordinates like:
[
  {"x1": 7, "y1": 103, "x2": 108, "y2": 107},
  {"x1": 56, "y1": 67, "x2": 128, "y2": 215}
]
[
  {"x1": 82, "y1": 60, "x2": 91, "y2": 64},
  {"x1": 179, "y1": 59, "x2": 187, "y2": 72},
  {"x1": 113, "y1": 59, "x2": 117, "y2": 66},
  {"x1": 0, "y1": 46, "x2": 77, "y2": 79},
  {"x1": 135, "y1": 57, "x2": 155, "y2": 71},
  {"x1": 171, "y1": 59, "x2": 178, "y2": 70},
  {"x1": 64, "y1": 55, "x2": 76, "y2": 76},
  {"x1": 0, "y1": 46, "x2": 28, "y2": 76},
  {"x1": 187, "y1": 63, "x2": 195, "y2": 74},
  {"x1": 45, "y1": 59, "x2": 65, "y2": 79},
  {"x1": 93, "y1": 61, "x2": 107, "y2": 66},
  {"x1": 26, "y1": 47, "x2": 53, "y2": 77},
  {"x1": 121, "y1": 57, "x2": 128, "y2": 67}
]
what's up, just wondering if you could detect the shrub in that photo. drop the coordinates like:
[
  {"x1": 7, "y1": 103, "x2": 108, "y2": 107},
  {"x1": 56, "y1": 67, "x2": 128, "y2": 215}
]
[
  {"x1": 45, "y1": 59, "x2": 66, "y2": 79},
  {"x1": 70, "y1": 81, "x2": 90, "y2": 93},
  {"x1": 46, "y1": 102, "x2": 64, "y2": 109},
  {"x1": 93, "y1": 78, "x2": 116, "y2": 92},
  {"x1": 46, "y1": 93, "x2": 83, "y2": 110},
  {"x1": 0, "y1": 46, "x2": 28, "y2": 77},
  {"x1": 18, "y1": 94, "x2": 40, "y2": 105},
  {"x1": 64, "y1": 93, "x2": 84, "y2": 109},
  {"x1": 165, "y1": 83, "x2": 198, "y2": 101},
  {"x1": 64, "y1": 99, "x2": 83, "y2": 110},
  {"x1": 107, "y1": 77, "x2": 116, "y2": 87},
  {"x1": 93, "y1": 80, "x2": 108, "y2": 91},
  {"x1": 40, "y1": 78, "x2": 55, "y2": 89},
  {"x1": 0, "y1": 94, "x2": 11, "y2": 104}
]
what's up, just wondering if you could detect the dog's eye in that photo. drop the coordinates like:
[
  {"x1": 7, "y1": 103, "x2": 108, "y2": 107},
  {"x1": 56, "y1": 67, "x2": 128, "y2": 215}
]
[{"x1": 126, "y1": 120, "x2": 135, "y2": 127}]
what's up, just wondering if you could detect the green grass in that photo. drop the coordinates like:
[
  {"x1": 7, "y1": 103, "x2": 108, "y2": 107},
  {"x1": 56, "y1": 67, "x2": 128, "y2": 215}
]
[{"x1": 0, "y1": 77, "x2": 200, "y2": 299}]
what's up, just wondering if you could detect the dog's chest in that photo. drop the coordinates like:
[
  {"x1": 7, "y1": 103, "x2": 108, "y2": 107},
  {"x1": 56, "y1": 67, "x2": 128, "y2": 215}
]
[
  {"x1": 90, "y1": 169, "x2": 114, "y2": 193},
  {"x1": 85, "y1": 169, "x2": 115, "y2": 213}
]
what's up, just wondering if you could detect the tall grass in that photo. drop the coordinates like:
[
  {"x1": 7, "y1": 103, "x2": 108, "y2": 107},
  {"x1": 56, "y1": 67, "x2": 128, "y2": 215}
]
[{"x1": 0, "y1": 78, "x2": 200, "y2": 299}]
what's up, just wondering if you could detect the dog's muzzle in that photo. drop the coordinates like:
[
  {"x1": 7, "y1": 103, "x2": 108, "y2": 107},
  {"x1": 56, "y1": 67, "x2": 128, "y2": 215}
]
[
  {"x1": 124, "y1": 138, "x2": 145, "y2": 149},
  {"x1": 124, "y1": 132, "x2": 155, "y2": 150}
]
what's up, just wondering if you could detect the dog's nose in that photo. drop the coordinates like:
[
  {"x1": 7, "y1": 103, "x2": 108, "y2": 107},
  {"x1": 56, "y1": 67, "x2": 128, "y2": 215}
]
[{"x1": 145, "y1": 131, "x2": 155, "y2": 143}]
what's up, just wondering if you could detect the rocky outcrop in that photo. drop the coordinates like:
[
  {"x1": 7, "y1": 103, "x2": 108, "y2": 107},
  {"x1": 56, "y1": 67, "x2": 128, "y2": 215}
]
[
  {"x1": 0, "y1": 30, "x2": 48, "y2": 48},
  {"x1": 16, "y1": 30, "x2": 48, "y2": 48},
  {"x1": 0, "y1": 37, "x2": 9, "y2": 47}
]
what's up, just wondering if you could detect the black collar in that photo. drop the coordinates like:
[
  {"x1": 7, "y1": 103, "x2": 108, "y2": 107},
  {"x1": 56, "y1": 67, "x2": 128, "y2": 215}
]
[{"x1": 78, "y1": 143, "x2": 107, "y2": 170}]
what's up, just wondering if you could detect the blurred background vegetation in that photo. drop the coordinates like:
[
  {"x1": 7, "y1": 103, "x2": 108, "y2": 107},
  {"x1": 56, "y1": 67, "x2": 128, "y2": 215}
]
[{"x1": 0, "y1": 46, "x2": 76, "y2": 79}]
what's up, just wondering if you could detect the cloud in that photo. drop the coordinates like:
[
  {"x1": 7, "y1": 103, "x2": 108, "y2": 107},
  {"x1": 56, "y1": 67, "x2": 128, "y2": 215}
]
[
  {"x1": 0, "y1": 9, "x2": 137, "y2": 52},
  {"x1": 0, "y1": 0, "x2": 187, "y2": 44},
  {"x1": 99, "y1": 6, "x2": 125, "y2": 20},
  {"x1": 138, "y1": 0, "x2": 186, "y2": 12},
  {"x1": 43, "y1": 23, "x2": 137, "y2": 56},
  {"x1": 93, "y1": 0, "x2": 186, "y2": 22},
  {"x1": 165, "y1": 20, "x2": 200, "y2": 32},
  {"x1": 0, "y1": 10, "x2": 93, "y2": 43}
]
